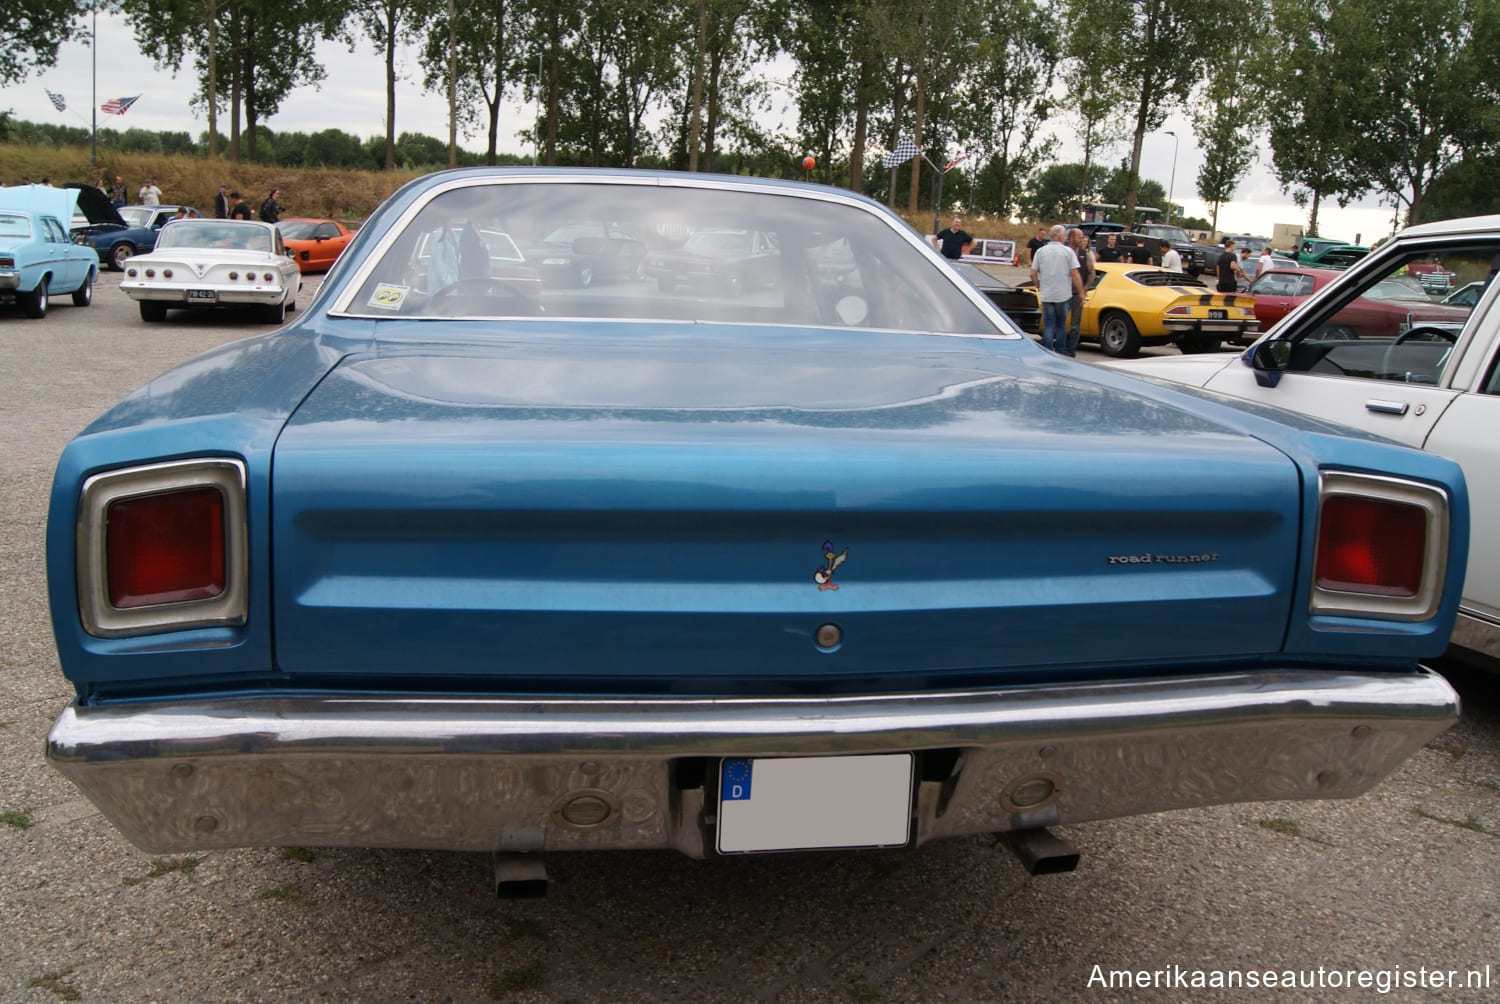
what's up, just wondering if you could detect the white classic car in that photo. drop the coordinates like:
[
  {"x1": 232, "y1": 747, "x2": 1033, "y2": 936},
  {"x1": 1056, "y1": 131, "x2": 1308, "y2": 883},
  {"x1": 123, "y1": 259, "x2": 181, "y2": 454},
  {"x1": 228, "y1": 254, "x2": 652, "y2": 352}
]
[
  {"x1": 120, "y1": 218, "x2": 302, "y2": 323},
  {"x1": 1104, "y1": 214, "x2": 1499, "y2": 666}
]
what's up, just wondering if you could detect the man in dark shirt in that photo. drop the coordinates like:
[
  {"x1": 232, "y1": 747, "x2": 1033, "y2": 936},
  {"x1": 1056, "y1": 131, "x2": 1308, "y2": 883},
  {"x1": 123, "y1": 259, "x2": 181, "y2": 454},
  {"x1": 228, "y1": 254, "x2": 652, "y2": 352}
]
[
  {"x1": 228, "y1": 192, "x2": 253, "y2": 220},
  {"x1": 932, "y1": 217, "x2": 973, "y2": 260},
  {"x1": 213, "y1": 184, "x2": 230, "y2": 218},
  {"x1": 1095, "y1": 232, "x2": 1123, "y2": 262},
  {"x1": 1025, "y1": 227, "x2": 1047, "y2": 266},
  {"x1": 1216, "y1": 238, "x2": 1244, "y2": 292}
]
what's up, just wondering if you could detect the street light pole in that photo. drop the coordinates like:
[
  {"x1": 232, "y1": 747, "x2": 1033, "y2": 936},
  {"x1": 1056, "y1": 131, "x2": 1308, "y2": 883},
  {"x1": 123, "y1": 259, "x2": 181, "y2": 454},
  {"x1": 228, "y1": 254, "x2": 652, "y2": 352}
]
[{"x1": 1163, "y1": 130, "x2": 1180, "y2": 225}]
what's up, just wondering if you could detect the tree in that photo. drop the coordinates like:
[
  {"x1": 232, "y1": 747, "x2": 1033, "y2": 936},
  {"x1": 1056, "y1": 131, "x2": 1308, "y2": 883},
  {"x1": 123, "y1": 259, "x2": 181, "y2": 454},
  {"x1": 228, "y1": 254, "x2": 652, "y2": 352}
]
[
  {"x1": 1064, "y1": 0, "x2": 1236, "y2": 223},
  {"x1": 1, "y1": 0, "x2": 96, "y2": 87},
  {"x1": 1192, "y1": 31, "x2": 1266, "y2": 234},
  {"x1": 1101, "y1": 159, "x2": 1166, "y2": 219},
  {"x1": 123, "y1": 0, "x2": 344, "y2": 163},
  {"x1": 1018, "y1": 161, "x2": 1108, "y2": 222},
  {"x1": 1419, "y1": 153, "x2": 1500, "y2": 223},
  {"x1": 419, "y1": 0, "x2": 523, "y2": 164},
  {"x1": 1061, "y1": 9, "x2": 1131, "y2": 209},
  {"x1": 1348, "y1": 0, "x2": 1500, "y2": 225},
  {"x1": 1265, "y1": 0, "x2": 1376, "y2": 236},
  {"x1": 349, "y1": 0, "x2": 435, "y2": 170},
  {"x1": 863, "y1": 0, "x2": 980, "y2": 217},
  {"x1": 961, "y1": 0, "x2": 1059, "y2": 218}
]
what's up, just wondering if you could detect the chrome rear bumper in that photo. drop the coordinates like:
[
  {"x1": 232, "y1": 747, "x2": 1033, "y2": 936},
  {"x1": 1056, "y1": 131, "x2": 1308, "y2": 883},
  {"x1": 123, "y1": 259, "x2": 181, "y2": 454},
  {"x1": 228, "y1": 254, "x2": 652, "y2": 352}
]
[{"x1": 47, "y1": 668, "x2": 1459, "y2": 856}]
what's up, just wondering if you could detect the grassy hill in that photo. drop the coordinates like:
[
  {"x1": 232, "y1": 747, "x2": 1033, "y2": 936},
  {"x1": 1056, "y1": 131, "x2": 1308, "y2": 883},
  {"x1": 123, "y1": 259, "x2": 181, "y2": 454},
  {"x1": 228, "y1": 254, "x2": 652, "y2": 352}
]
[{"x1": 1, "y1": 141, "x2": 1039, "y2": 243}]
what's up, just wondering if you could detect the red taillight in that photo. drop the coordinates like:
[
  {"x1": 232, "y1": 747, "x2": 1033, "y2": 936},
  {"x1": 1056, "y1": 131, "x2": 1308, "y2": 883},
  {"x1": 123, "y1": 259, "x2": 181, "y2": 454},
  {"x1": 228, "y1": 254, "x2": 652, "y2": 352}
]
[
  {"x1": 105, "y1": 487, "x2": 225, "y2": 608},
  {"x1": 1315, "y1": 496, "x2": 1426, "y2": 596}
]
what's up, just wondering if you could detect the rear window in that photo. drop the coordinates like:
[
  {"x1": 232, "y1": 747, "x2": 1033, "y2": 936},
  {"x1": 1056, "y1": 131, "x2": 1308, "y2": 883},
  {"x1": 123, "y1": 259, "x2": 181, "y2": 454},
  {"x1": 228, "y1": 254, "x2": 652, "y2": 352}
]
[
  {"x1": 339, "y1": 181, "x2": 1005, "y2": 336},
  {"x1": 1125, "y1": 269, "x2": 1206, "y2": 288}
]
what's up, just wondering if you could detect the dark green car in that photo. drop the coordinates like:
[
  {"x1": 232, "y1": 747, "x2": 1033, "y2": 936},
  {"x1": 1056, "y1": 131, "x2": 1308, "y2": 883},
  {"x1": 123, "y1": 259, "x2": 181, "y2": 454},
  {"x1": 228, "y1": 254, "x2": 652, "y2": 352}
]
[{"x1": 1296, "y1": 236, "x2": 1370, "y2": 269}]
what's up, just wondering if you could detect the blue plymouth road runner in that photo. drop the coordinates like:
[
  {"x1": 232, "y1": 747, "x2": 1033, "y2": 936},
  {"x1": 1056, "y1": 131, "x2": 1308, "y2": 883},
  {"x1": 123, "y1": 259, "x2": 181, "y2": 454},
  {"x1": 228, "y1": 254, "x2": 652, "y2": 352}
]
[{"x1": 46, "y1": 171, "x2": 1467, "y2": 877}]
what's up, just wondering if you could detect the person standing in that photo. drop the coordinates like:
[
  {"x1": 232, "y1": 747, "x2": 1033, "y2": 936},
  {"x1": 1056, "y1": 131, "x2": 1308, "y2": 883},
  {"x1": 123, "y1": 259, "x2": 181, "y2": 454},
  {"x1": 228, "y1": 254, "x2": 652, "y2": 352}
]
[
  {"x1": 1025, "y1": 227, "x2": 1047, "y2": 267},
  {"x1": 258, "y1": 189, "x2": 281, "y2": 224},
  {"x1": 1029, "y1": 224, "x2": 1083, "y2": 354},
  {"x1": 1159, "y1": 240, "x2": 1182, "y2": 272},
  {"x1": 138, "y1": 179, "x2": 162, "y2": 205},
  {"x1": 1095, "y1": 232, "x2": 1123, "y2": 263},
  {"x1": 1258, "y1": 245, "x2": 1275, "y2": 277},
  {"x1": 228, "y1": 191, "x2": 253, "y2": 220},
  {"x1": 214, "y1": 184, "x2": 230, "y2": 218},
  {"x1": 1238, "y1": 247, "x2": 1258, "y2": 286},
  {"x1": 107, "y1": 176, "x2": 127, "y2": 207},
  {"x1": 1215, "y1": 238, "x2": 1245, "y2": 292},
  {"x1": 931, "y1": 217, "x2": 973, "y2": 260},
  {"x1": 1064, "y1": 227, "x2": 1096, "y2": 357}
]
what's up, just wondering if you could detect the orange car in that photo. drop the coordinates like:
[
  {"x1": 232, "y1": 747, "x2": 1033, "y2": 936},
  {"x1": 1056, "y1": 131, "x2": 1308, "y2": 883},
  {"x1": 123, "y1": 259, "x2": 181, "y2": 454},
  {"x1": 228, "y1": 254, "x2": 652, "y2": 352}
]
[{"x1": 277, "y1": 217, "x2": 353, "y2": 272}]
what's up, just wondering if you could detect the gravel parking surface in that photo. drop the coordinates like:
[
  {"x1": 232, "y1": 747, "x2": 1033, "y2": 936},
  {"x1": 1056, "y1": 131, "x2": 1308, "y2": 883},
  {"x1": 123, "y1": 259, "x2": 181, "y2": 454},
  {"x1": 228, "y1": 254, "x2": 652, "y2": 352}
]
[{"x1": 2, "y1": 281, "x2": 1496, "y2": 1003}]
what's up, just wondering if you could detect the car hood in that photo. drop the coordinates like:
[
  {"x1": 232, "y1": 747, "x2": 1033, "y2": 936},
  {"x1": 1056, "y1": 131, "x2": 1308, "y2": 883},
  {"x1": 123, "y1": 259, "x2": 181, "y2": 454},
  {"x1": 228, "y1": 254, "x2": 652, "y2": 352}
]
[
  {"x1": 268, "y1": 326, "x2": 1305, "y2": 689},
  {"x1": 0, "y1": 184, "x2": 80, "y2": 222},
  {"x1": 1095, "y1": 352, "x2": 1240, "y2": 387},
  {"x1": 64, "y1": 183, "x2": 125, "y2": 227}
]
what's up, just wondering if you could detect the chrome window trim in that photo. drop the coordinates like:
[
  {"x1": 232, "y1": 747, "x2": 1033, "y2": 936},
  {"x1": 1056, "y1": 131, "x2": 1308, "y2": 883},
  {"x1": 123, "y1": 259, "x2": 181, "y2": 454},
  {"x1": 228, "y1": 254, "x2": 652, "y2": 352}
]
[
  {"x1": 76, "y1": 458, "x2": 249, "y2": 638},
  {"x1": 1310, "y1": 470, "x2": 1449, "y2": 621}
]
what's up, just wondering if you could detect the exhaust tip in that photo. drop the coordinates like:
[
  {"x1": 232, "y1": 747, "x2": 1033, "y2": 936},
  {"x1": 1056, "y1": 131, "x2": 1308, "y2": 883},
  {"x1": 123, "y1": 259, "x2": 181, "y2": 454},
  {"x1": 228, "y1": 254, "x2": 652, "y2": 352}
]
[
  {"x1": 494, "y1": 852, "x2": 549, "y2": 899},
  {"x1": 1001, "y1": 827, "x2": 1080, "y2": 875}
]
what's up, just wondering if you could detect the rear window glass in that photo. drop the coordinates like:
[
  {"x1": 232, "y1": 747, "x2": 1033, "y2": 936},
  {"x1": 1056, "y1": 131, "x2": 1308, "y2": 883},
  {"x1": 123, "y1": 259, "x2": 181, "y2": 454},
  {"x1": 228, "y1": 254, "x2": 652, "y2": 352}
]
[{"x1": 340, "y1": 181, "x2": 1004, "y2": 336}]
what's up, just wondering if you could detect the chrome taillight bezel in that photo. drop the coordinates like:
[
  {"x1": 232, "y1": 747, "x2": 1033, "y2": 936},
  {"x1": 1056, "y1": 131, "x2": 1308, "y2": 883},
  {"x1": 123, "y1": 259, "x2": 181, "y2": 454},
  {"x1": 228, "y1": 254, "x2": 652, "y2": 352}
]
[
  {"x1": 1310, "y1": 471, "x2": 1448, "y2": 621},
  {"x1": 76, "y1": 458, "x2": 249, "y2": 637}
]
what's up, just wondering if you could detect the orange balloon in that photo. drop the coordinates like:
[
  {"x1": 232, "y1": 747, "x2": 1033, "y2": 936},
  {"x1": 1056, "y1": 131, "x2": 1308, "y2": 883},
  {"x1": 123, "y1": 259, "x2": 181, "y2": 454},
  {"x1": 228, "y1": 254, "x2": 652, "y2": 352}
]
[{"x1": 801, "y1": 156, "x2": 816, "y2": 170}]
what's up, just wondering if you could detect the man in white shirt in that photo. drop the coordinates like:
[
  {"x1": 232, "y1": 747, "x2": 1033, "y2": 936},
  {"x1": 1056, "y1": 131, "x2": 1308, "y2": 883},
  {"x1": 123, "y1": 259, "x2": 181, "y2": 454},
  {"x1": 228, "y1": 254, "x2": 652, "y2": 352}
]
[
  {"x1": 1029, "y1": 224, "x2": 1083, "y2": 353},
  {"x1": 1159, "y1": 240, "x2": 1182, "y2": 272},
  {"x1": 137, "y1": 180, "x2": 162, "y2": 206}
]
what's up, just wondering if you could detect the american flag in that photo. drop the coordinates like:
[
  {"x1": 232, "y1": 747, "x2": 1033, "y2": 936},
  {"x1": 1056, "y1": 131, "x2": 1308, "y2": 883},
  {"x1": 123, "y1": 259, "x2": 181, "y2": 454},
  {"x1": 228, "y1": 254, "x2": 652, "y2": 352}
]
[
  {"x1": 100, "y1": 94, "x2": 141, "y2": 115},
  {"x1": 881, "y1": 137, "x2": 919, "y2": 169},
  {"x1": 944, "y1": 151, "x2": 972, "y2": 172},
  {"x1": 46, "y1": 89, "x2": 66, "y2": 112}
]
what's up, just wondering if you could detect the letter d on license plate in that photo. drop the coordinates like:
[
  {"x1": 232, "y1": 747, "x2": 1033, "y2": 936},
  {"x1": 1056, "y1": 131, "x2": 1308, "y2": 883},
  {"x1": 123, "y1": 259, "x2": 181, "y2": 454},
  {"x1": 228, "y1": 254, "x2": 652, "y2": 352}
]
[{"x1": 716, "y1": 754, "x2": 913, "y2": 854}]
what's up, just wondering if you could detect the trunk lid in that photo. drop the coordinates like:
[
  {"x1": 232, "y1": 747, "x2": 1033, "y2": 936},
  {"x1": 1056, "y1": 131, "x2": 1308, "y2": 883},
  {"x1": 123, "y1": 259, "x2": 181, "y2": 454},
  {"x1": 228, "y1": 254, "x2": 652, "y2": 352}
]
[{"x1": 271, "y1": 326, "x2": 1302, "y2": 691}]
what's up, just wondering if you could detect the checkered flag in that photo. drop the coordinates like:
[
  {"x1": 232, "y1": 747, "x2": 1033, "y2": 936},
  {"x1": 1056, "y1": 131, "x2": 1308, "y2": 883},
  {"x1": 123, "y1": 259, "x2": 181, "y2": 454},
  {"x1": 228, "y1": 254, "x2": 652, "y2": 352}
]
[
  {"x1": 881, "y1": 137, "x2": 919, "y2": 169},
  {"x1": 46, "y1": 89, "x2": 66, "y2": 112}
]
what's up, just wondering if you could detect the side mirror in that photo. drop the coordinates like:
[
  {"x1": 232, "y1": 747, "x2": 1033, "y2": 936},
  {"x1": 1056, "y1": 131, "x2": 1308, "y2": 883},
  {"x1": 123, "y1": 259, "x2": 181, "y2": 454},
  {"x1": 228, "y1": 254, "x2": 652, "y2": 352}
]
[{"x1": 1248, "y1": 339, "x2": 1291, "y2": 388}]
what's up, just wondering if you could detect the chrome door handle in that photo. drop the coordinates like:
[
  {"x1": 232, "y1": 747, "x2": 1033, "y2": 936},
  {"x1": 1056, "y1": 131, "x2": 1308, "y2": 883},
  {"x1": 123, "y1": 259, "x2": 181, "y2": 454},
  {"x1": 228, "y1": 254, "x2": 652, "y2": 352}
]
[{"x1": 1365, "y1": 399, "x2": 1410, "y2": 415}]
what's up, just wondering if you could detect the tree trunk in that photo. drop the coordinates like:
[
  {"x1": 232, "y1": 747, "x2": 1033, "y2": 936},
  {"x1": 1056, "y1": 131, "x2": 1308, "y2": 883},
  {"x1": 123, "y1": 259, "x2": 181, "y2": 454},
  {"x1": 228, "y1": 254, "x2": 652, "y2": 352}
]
[
  {"x1": 907, "y1": 70, "x2": 925, "y2": 217},
  {"x1": 687, "y1": 0, "x2": 706, "y2": 172},
  {"x1": 850, "y1": 56, "x2": 870, "y2": 193},
  {"x1": 384, "y1": 4, "x2": 397, "y2": 171}
]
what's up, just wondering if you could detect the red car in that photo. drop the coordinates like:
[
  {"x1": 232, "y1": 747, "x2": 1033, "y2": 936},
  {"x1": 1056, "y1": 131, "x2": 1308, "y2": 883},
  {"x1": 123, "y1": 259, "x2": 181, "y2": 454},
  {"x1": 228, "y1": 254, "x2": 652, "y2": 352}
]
[
  {"x1": 277, "y1": 217, "x2": 353, "y2": 272},
  {"x1": 1247, "y1": 266, "x2": 1468, "y2": 337}
]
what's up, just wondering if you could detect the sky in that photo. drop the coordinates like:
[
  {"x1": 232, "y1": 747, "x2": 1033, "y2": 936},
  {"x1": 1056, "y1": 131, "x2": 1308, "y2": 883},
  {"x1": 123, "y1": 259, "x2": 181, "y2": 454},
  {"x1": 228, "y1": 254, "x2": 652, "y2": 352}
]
[{"x1": 6, "y1": 11, "x2": 1403, "y2": 245}]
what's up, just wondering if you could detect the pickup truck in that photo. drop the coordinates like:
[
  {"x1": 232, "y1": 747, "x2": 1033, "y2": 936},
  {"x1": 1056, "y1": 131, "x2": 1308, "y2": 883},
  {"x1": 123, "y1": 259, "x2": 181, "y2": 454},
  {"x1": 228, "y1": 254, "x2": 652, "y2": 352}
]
[{"x1": 1136, "y1": 223, "x2": 1221, "y2": 276}]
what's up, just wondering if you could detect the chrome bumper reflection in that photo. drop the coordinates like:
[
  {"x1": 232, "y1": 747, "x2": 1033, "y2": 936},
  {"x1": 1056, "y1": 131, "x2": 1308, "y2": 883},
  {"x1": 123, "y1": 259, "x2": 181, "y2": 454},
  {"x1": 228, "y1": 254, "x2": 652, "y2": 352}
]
[{"x1": 48, "y1": 668, "x2": 1459, "y2": 856}]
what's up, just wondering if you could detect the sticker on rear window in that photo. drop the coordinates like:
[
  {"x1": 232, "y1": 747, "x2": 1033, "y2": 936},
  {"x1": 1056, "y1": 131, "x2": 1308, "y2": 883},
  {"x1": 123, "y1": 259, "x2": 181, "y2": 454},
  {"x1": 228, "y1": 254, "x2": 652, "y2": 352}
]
[{"x1": 367, "y1": 283, "x2": 408, "y2": 311}]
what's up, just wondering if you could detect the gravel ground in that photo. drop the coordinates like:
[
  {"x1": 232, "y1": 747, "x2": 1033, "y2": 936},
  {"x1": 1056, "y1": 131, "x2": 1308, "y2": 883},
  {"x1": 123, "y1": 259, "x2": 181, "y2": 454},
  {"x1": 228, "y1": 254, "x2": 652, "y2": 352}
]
[{"x1": 1, "y1": 282, "x2": 1496, "y2": 1003}]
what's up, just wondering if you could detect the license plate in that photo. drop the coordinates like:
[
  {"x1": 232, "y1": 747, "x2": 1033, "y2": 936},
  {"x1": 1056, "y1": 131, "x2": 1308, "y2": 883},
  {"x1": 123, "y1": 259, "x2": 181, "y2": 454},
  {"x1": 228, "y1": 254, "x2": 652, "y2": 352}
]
[
  {"x1": 716, "y1": 754, "x2": 913, "y2": 853},
  {"x1": 186, "y1": 289, "x2": 217, "y2": 303},
  {"x1": 1208, "y1": 308, "x2": 1227, "y2": 319}
]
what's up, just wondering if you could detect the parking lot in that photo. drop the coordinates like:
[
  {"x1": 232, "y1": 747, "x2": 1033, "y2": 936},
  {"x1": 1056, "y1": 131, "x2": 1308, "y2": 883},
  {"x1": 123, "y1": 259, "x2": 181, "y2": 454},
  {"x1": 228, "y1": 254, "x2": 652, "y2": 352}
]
[{"x1": 2, "y1": 281, "x2": 1497, "y2": 1002}]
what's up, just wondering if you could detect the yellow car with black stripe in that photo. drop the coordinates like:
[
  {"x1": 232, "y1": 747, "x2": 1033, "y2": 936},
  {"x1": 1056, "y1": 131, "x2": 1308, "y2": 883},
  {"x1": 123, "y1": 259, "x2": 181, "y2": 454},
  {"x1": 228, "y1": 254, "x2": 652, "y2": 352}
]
[{"x1": 1080, "y1": 264, "x2": 1259, "y2": 357}]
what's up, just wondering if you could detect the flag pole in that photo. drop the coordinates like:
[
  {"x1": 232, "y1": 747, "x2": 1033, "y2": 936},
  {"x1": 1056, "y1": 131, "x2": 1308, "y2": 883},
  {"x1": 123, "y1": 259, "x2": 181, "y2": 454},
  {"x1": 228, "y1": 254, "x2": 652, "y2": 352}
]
[{"x1": 90, "y1": 3, "x2": 97, "y2": 168}]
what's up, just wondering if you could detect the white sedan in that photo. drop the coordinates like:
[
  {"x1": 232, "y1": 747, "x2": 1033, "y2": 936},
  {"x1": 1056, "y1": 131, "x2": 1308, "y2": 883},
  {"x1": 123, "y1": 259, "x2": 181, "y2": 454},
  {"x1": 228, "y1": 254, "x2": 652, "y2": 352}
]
[
  {"x1": 120, "y1": 218, "x2": 302, "y2": 324},
  {"x1": 1102, "y1": 214, "x2": 1500, "y2": 666}
]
